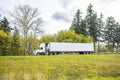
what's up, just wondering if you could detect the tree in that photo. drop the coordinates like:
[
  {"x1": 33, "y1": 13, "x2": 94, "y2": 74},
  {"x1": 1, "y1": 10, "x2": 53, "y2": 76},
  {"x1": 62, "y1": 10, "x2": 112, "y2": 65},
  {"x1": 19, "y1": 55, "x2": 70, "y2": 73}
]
[
  {"x1": 31, "y1": 18, "x2": 44, "y2": 38},
  {"x1": 97, "y1": 13, "x2": 104, "y2": 52},
  {"x1": 39, "y1": 30, "x2": 93, "y2": 43},
  {"x1": 11, "y1": 27, "x2": 21, "y2": 55},
  {"x1": 0, "y1": 17, "x2": 12, "y2": 34},
  {"x1": 39, "y1": 35, "x2": 56, "y2": 44},
  {"x1": 85, "y1": 3, "x2": 98, "y2": 52},
  {"x1": 104, "y1": 16, "x2": 116, "y2": 52},
  {"x1": 0, "y1": 30, "x2": 12, "y2": 55},
  {"x1": 11, "y1": 5, "x2": 43, "y2": 55},
  {"x1": 114, "y1": 22, "x2": 120, "y2": 53},
  {"x1": 27, "y1": 36, "x2": 40, "y2": 55},
  {"x1": 56, "y1": 30, "x2": 77, "y2": 42},
  {"x1": 70, "y1": 9, "x2": 83, "y2": 34},
  {"x1": 80, "y1": 19, "x2": 87, "y2": 36}
]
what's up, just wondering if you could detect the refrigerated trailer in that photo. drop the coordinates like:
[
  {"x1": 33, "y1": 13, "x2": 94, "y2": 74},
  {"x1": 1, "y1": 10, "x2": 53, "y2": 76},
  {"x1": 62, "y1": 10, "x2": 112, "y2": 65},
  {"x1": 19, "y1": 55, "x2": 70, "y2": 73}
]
[{"x1": 33, "y1": 42, "x2": 94, "y2": 55}]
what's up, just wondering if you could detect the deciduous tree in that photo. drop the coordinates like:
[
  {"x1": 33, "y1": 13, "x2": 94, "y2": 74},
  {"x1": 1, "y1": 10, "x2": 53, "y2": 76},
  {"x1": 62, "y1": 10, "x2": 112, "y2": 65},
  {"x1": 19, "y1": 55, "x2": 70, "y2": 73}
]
[
  {"x1": 0, "y1": 30, "x2": 12, "y2": 55},
  {"x1": 11, "y1": 5, "x2": 43, "y2": 55}
]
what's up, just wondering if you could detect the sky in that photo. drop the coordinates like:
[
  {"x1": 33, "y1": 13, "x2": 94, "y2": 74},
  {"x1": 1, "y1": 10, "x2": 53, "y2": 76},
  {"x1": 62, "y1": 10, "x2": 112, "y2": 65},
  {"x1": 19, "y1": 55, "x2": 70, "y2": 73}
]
[{"x1": 0, "y1": 0, "x2": 120, "y2": 35}]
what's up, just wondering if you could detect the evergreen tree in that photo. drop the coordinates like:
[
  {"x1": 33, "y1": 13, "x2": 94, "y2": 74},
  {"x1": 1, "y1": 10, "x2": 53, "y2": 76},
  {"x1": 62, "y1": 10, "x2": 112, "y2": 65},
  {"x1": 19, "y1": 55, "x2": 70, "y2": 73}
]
[
  {"x1": 85, "y1": 4, "x2": 98, "y2": 51},
  {"x1": 104, "y1": 16, "x2": 116, "y2": 52},
  {"x1": 0, "y1": 17, "x2": 12, "y2": 34},
  {"x1": 70, "y1": 9, "x2": 82, "y2": 34},
  {"x1": 113, "y1": 22, "x2": 120, "y2": 53},
  {"x1": 97, "y1": 13, "x2": 104, "y2": 52},
  {"x1": 11, "y1": 27, "x2": 21, "y2": 55},
  {"x1": 80, "y1": 19, "x2": 87, "y2": 36}
]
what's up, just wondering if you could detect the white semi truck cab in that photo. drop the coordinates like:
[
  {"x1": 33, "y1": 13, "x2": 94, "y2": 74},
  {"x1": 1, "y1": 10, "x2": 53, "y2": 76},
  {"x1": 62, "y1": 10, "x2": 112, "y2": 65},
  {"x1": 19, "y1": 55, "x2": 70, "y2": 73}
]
[
  {"x1": 33, "y1": 43, "x2": 46, "y2": 55},
  {"x1": 33, "y1": 42, "x2": 94, "y2": 55}
]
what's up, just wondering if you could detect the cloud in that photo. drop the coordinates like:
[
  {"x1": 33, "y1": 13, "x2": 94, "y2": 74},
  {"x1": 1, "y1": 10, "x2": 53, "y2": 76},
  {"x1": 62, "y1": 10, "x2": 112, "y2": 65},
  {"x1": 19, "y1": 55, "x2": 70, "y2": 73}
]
[
  {"x1": 99, "y1": 0, "x2": 117, "y2": 3},
  {"x1": 59, "y1": 0, "x2": 72, "y2": 8},
  {"x1": 52, "y1": 11, "x2": 71, "y2": 22}
]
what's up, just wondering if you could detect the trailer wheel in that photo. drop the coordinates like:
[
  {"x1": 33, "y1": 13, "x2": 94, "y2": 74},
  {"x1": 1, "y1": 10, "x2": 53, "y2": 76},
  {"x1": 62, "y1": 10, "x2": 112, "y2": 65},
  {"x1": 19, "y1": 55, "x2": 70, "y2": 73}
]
[
  {"x1": 48, "y1": 53, "x2": 51, "y2": 55},
  {"x1": 56, "y1": 52, "x2": 60, "y2": 55},
  {"x1": 79, "y1": 52, "x2": 83, "y2": 54},
  {"x1": 51, "y1": 53, "x2": 54, "y2": 55}
]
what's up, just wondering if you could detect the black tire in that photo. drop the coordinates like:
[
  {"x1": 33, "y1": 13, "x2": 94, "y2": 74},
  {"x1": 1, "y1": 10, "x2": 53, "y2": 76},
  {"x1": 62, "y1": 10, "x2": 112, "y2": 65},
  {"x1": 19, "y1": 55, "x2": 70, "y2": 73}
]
[
  {"x1": 36, "y1": 52, "x2": 40, "y2": 55},
  {"x1": 48, "y1": 53, "x2": 51, "y2": 55},
  {"x1": 56, "y1": 52, "x2": 59, "y2": 55},
  {"x1": 52, "y1": 53, "x2": 55, "y2": 55},
  {"x1": 42, "y1": 53, "x2": 45, "y2": 55}
]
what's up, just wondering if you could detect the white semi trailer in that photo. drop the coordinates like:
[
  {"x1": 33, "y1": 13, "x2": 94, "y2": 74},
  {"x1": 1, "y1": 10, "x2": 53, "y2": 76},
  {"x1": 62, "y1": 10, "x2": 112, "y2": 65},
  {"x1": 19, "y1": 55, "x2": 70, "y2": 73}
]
[{"x1": 33, "y1": 42, "x2": 94, "y2": 55}]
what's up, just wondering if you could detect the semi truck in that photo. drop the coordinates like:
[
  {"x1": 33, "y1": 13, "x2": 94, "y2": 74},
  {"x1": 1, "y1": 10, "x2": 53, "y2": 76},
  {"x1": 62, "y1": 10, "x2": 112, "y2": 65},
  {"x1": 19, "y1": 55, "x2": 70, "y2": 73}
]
[{"x1": 33, "y1": 42, "x2": 94, "y2": 55}]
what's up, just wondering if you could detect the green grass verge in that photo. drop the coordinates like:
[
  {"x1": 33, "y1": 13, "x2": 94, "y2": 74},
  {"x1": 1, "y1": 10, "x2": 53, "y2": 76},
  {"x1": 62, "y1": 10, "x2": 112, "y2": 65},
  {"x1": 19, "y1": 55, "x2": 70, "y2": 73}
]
[{"x1": 0, "y1": 54, "x2": 120, "y2": 80}]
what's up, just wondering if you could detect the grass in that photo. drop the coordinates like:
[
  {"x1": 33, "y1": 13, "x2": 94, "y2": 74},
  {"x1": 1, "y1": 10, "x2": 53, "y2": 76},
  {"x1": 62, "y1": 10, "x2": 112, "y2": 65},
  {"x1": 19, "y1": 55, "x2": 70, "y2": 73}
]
[{"x1": 0, "y1": 54, "x2": 120, "y2": 80}]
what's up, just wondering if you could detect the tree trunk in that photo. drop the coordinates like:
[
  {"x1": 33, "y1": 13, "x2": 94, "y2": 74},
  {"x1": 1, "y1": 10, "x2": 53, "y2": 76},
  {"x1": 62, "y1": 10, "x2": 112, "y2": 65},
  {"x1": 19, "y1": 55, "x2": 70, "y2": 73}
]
[
  {"x1": 108, "y1": 41, "x2": 110, "y2": 52},
  {"x1": 94, "y1": 41, "x2": 96, "y2": 53},
  {"x1": 98, "y1": 40, "x2": 100, "y2": 53}
]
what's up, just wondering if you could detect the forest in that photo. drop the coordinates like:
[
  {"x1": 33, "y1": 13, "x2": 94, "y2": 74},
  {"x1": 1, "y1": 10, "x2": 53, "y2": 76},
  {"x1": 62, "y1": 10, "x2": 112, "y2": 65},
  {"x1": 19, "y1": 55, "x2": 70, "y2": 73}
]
[{"x1": 0, "y1": 4, "x2": 120, "y2": 56}]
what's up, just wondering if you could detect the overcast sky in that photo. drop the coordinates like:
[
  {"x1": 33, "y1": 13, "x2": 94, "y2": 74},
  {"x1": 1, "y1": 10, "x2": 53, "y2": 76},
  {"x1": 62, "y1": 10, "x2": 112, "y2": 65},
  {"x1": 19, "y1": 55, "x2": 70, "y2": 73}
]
[{"x1": 0, "y1": 0, "x2": 120, "y2": 35}]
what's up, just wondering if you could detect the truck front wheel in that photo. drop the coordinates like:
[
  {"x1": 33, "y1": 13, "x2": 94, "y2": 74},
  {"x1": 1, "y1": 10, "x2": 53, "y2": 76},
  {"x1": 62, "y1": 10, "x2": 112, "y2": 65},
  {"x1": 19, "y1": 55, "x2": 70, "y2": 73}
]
[{"x1": 36, "y1": 52, "x2": 40, "y2": 55}]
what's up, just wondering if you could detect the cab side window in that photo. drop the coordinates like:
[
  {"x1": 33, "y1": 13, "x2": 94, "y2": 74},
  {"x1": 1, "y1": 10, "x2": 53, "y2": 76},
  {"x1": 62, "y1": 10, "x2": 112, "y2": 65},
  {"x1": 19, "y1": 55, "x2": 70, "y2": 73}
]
[{"x1": 40, "y1": 47, "x2": 43, "y2": 50}]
